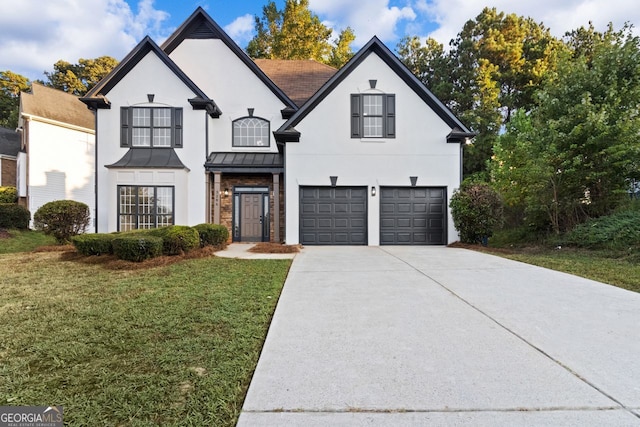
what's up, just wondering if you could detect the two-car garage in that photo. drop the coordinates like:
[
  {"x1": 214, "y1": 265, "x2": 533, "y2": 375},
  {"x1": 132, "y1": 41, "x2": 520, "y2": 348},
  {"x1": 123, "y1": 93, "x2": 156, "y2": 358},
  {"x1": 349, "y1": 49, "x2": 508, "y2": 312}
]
[{"x1": 299, "y1": 186, "x2": 447, "y2": 245}]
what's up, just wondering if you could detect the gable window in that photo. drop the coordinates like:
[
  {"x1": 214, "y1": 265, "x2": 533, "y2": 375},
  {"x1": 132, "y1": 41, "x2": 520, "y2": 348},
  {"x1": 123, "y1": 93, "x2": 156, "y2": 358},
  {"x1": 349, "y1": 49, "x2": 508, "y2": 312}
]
[
  {"x1": 233, "y1": 117, "x2": 270, "y2": 147},
  {"x1": 121, "y1": 107, "x2": 183, "y2": 148},
  {"x1": 118, "y1": 185, "x2": 174, "y2": 231},
  {"x1": 351, "y1": 94, "x2": 395, "y2": 138}
]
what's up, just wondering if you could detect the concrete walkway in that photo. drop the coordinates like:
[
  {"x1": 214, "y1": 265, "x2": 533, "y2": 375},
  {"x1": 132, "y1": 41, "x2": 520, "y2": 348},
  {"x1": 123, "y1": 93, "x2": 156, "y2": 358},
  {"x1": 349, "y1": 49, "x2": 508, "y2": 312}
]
[
  {"x1": 214, "y1": 243, "x2": 297, "y2": 260},
  {"x1": 238, "y1": 246, "x2": 640, "y2": 426}
]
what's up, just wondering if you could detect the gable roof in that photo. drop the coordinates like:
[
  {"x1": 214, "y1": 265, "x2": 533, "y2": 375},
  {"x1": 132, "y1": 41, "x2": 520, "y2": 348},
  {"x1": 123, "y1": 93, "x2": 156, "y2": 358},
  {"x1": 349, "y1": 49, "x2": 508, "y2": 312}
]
[
  {"x1": 21, "y1": 83, "x2": 94, "y2": 130},
  {"x1": 80, "y1": 36, "x2": 221, "y2": 117},
  {"x1": 254, "y1": 59, "x2": 336, "y2": 107},
  {"x1": 275, "y1": 36, "x2": 473, "y2": 142},
  {"x1": 0, "y1": 126, "x2": 20, "y2": 157},
  {"x1": 161, "y1": 7, "x2": 297, "y2": 111}
]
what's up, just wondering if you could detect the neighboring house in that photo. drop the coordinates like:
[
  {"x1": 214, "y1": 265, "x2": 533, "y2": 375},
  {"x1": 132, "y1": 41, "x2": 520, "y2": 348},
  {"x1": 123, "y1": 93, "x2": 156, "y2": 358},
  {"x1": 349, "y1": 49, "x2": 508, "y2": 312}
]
[
  {"x1": 0, "y1": 126, "x2": 20, "y2": 187},
  {"x1": 81, "y1": 7, "x2": 473, "y2": 245},
  {"x1": 18, "y1": 83, "x2": 96, "y2": 225}
]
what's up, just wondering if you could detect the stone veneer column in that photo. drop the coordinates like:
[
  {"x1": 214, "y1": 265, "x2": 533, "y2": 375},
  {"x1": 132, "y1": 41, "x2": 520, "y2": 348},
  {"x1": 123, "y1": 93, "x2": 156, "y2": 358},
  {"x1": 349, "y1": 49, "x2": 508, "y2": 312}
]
[{"x1": 213, "y1": 172, "x2": 221, "y2": 224}]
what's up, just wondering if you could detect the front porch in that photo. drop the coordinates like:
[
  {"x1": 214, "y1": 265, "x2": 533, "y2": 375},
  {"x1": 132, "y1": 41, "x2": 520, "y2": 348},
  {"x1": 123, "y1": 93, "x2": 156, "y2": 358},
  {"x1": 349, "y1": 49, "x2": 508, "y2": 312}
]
[{"x1": 206, "y1": 153, "x2": 284, "y2": 243}]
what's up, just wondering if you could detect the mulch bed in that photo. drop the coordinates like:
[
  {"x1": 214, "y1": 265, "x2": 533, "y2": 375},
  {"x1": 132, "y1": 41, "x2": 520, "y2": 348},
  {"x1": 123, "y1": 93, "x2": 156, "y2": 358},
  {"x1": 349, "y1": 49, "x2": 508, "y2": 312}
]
[
  {"x1": 248, "y1": 243, "x2": 301, "y2": 254},
  {"x1": 0, "y1": 229, "x2": 11, "y2": 239}
]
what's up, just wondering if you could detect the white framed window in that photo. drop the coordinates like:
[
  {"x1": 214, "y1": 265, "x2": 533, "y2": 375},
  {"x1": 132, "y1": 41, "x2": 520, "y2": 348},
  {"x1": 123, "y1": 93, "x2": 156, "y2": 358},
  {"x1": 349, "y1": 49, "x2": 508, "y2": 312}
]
[
  {"x1": 121, "y1": 107, "x2": 183, "y2": 148},
  {"x1": 351, "y1": 93, "x2": 395, "y2": 139},
  {"x1": 232, "y1": 117, "x2": 270, "y2": 147},
  {"x1": 118, "y1": 185, "x2": 174, "y2": 231}
]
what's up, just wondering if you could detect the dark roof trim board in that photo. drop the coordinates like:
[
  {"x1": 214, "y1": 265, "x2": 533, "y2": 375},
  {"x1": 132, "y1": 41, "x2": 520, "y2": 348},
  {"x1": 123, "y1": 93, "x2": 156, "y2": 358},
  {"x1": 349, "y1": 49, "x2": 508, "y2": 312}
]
[
  {"x1": 161, "y1": 7, "x2": 297, "y2": 111},
  {"x1": 205, "y1": 152, "x2": 284, "y2": 173},
  {"x1": 275, "y1": 36, "x2": 473, "y2": 142},
  {"x1": 80, "y1": 36, "x2": 221, "y2": 118},
  {"x1": 447, "y1": 127, "x2": 476, "y2": 143},
  {"x1": 106, "y1": 148, "x2": 189, "y2": 170}
]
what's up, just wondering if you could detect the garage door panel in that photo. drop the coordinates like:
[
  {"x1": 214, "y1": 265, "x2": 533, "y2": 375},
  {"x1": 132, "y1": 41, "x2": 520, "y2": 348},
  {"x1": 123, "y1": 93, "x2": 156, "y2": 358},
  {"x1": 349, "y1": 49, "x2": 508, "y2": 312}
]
[
  {"x1": 300, "y1": 187, "x2": 367, "y2": 245},
  {"x1": 380, "y1": 187, "x2": 446, "y2": 245}
]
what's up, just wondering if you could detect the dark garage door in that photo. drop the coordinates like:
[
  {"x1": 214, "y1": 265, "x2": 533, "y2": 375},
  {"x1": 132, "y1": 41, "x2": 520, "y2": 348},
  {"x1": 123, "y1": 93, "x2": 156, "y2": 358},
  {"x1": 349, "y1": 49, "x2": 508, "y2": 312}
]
[
  {"x1": 380, "y1": 187, "x2": 446, "y2": 245},
  {"x1": 300, "y1": 187, "x2": 367, "y2": 245}
]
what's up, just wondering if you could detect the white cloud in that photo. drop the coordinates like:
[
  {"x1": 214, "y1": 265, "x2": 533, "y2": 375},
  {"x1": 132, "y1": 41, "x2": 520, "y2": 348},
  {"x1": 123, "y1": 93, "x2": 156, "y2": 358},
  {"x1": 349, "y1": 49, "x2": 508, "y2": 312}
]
[
  {"x1": 416, "y1": 0, "x2": 640, "y2": 46},
  {"x1": 0, "y1": 0, "x2": 170, "y2": 81},
  {"x1": 309, "y1": 0, "x2": 417, "y2": 47},
  {"x1": 224, "y1": 14, "x2": 255, "y2": 46}
]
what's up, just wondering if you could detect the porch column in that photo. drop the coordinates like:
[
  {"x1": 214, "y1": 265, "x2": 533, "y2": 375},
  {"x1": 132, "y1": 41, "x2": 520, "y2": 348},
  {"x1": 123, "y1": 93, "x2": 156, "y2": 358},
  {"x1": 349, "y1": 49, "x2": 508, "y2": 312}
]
[
  {"x1": 213, "y1": 172, "x2": 221, "y2": 224},
  {"x1": 273, "y1": 172, "x2": 280, "y2": 242}
]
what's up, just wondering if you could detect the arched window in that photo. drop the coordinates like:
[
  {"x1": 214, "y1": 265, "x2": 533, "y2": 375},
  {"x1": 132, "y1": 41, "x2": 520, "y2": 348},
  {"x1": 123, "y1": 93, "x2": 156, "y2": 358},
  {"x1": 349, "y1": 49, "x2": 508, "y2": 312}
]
[{"x1": 232, "y1": 117, "x2": 270, "y2": 147}]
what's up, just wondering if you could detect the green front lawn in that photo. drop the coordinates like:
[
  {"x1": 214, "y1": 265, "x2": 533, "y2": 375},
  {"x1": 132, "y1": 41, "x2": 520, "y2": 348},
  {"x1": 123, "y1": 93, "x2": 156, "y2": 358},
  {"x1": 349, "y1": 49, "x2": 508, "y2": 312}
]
[
  {"x1": 0, "y1": 229, "x2": 56, "y2": 253},
  {"x1": 0, "y1": 250, "x2": 290, "y2": 426}
]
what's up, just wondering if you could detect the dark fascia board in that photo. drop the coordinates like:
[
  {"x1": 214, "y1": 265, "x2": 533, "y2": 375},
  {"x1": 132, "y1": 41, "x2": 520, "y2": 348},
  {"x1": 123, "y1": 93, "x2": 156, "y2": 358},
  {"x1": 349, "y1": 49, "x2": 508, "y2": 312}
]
[
  {"x1": 273, "y1": 127, "x2": 300, "y2": 143},
  {"x1": 81, "y1": 36, "x2": 221, "y2": 117},
  {"x1": 161, "y1": 7, "x2": 298, "y2": 111},
  {"x1": 447, "y1": 127, "x2": 477, "y2": 143},
  {"x1": 275, "y1": 36, "x2": 472, "y2": 142}
]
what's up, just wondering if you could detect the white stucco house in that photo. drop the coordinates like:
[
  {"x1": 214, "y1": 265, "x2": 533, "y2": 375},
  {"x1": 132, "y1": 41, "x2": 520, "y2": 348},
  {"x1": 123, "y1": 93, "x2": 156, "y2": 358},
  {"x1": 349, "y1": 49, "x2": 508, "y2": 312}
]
[
  {"x1": 18, "y1": 83, "x2": 96, "y2": 226},
  {"x1": 81, "y1": 7, "x2": 473, "y2": 245}
]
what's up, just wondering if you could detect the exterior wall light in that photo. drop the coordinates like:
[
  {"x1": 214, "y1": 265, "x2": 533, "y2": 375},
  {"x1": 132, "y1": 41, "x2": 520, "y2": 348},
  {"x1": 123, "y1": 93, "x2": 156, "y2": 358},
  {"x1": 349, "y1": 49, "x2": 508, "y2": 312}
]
[
  {"x1": 224, "y1": 188, "x2": 229, "y2": 196},
  {"x1": 371, "y1": 186, "x2": 376, "y2": 196}
]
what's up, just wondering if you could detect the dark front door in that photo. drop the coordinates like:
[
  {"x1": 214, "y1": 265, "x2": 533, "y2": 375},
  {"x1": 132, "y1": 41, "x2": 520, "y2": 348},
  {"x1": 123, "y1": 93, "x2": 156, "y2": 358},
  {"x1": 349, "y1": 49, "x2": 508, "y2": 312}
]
[{"x1": 241, "y1": 193, "x2": 262, "y2": 242}]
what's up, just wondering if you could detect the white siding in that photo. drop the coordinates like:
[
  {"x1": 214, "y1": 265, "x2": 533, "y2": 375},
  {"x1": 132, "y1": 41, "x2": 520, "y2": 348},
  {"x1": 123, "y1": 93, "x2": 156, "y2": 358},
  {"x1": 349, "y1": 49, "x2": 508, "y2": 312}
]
[
  {"x1": 285, "y1": 53, "x2": 461, "y2": 245},
  {"x1": 26, "y1": 120, "x2": 95, "y2": 228}
]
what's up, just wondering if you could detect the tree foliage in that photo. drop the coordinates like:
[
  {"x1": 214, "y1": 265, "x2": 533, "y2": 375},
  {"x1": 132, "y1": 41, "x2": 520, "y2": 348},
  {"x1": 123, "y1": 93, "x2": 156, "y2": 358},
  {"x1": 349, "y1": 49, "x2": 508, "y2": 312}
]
[
  {"x1": 491, "y1": 25, "x2": 640, "y2": 233},
  {"x1": 247, "y1": 0, "x2": 354, "y2": 67},
  {"x1": 44, "y1": 56, "x2": 118, "y2": 96},
  {"x1": 397, "y1": 7, "x2": 563, "y2": 175},
  {"x1": 0, "y1": 70, "x2": 30, "y2": 128}
]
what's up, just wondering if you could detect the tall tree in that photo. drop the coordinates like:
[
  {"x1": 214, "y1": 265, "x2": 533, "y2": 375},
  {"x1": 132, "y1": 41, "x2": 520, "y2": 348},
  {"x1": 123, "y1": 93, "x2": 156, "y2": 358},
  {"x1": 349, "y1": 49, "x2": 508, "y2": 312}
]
[
  {"x1": 491, "y1": 25, "x2": 640, "y2": 232},
  {"x1": 247, "y1": 0, "x2": 354, "y2": 67},
  {"x1": 398, "y1": 7, "x2": 563, "y2": 176},
  {"x1": 0, "y1": 71, "x2": 30, "y2": 129},
  {"x1": 44, "y1": 56, "x2": 118, "y2": 96}
]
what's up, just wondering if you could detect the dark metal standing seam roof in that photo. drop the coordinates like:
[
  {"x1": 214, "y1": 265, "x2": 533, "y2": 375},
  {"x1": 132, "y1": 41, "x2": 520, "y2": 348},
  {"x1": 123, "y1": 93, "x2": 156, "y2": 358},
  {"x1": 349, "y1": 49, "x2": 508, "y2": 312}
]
[
  {"x1": 205, "y1": 152, "x2": 283, "y2": 173},
  {"x1": 106, "y1": 148, "x2": 189, "y2": 170}
]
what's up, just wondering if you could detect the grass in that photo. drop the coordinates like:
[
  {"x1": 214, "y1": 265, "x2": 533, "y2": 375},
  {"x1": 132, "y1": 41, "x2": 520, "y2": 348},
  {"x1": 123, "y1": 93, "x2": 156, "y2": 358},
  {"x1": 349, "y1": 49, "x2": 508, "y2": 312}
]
[
  {"x1": 0, "y1": 229, "x2": 56, "y2": 253},
  {"x1": 0, "y1": 250, "x2": 291, "y2": 426}
]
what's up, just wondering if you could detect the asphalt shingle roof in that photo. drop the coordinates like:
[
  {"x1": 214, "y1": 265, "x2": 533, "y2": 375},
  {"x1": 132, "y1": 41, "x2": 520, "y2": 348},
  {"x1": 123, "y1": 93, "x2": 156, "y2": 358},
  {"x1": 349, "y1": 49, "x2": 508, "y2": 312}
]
[
  {"x1": 254, "y1": 59, "x2": 336, "y2": 107},
  {"x1": 0, "y1": 126, "x2": 20, "y2": 157},
  {"x1": 21, "y1": 83, "x2": 94, "y2": 130}
]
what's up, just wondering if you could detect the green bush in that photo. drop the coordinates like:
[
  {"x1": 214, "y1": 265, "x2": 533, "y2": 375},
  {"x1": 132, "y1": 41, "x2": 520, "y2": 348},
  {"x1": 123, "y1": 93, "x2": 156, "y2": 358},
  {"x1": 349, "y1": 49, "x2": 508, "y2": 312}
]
[
  {"x1": 33, "y1": 200, "x2": 91, "y2": 243},
  {"x1": 565, "y1": 209, "x2": 640, "y2": 250},
  {"x1": 147, "y1": 225, "x2": 199, "y2": 255},
  {"x1": 193, "y1": 223, "x2": 229, "y2": 247},
  {"x1": 0, "y1": 186, "x2": 17, "y2": 203},
  {"x1": 0, "y1": 203, "x2": 30, "y2": 229},
  {"x1": 450, "y1": 181, "x2": 504, "y2": 244},
  {"x1": 71, "y1": 234, "x2": 115, "y2": 256},
  {"x1": 112, "y1": 235, "x2": 163, "y2": 262}
]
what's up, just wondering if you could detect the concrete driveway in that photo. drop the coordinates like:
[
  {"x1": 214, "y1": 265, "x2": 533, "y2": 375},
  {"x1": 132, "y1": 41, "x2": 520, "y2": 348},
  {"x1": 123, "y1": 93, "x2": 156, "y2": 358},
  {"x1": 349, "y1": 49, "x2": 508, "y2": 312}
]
[{"x1": 238, "y1": 247, "x2": 640, "y2": 426}]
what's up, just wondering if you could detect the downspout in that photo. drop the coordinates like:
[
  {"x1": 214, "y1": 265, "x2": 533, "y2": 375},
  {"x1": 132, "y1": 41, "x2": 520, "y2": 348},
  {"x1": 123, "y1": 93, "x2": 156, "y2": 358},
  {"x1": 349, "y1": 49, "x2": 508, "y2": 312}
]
[
  {"x1": 205, "y1": 112, "x2": 210, "y2": 223},
  {"x1": 93, "y1": 110, "x2": 98, "y2": 233}
]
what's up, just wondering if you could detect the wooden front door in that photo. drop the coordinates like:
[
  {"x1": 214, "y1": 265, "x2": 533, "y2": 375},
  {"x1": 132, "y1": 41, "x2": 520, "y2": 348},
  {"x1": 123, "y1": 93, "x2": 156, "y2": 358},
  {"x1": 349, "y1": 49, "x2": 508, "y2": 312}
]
[{"x1": 240, "y1": 193, "x2": 263, "y2": 242}]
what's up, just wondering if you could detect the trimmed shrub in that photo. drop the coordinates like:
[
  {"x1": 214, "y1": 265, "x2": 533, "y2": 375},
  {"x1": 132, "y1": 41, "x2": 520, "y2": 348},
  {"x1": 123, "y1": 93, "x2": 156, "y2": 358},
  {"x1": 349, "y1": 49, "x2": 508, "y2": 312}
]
[
  {"x1": 71, "y1": 234, "x2": 115, "y2": 256},
  {"x1": 112, "y1": 235, "x2": 163, "y2": 262},
  {"x1": 147, "y1": 225, "x2": 199, "y2": 255},
  {"x1": 450, "y1": 181, "x2": 504, "y2": 244},
  {"x1": 0, "y1": 186, "x2": 17, "y2": 203},
  {"x1": 193, "y1": 223, "x2": 229, "y2": 247},
  {"x1": 0, "y1": 203, "x2": 30, "y2": 229},
  {"x1": 33, "y1": 200, "x2": 91, "y2": 243}
]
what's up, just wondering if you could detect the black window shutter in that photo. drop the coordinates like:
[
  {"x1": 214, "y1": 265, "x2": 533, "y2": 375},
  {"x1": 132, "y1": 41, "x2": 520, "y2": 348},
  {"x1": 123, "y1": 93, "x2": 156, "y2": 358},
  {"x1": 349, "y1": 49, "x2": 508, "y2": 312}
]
[
  {"x1": 385, "y1": 94, "x2": 395, "y2": 138},
  {"x1": 351, "y1": 94, "x2": 361, "y2": 138},
  {"x1": 173, "y1": 108, "x2": 183, "y2": 147},
  {"x1": 120, "y1": 107, "x2": 130, "y2": 147}
]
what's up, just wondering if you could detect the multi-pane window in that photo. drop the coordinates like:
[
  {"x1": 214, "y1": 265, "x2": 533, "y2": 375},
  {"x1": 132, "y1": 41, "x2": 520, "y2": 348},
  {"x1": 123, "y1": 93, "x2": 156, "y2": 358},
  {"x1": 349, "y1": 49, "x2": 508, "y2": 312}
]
[
  {"x1": 118, "y1": 185, "x2": 174, "y2": 231},
  {"x1": 351, "y1": 93, "x2": 395, "y2": 139},
  {"x1": 362, "y1": 95, "x2": 384, "y2": 137},
  {"x1": 121, "y1": 107, "x2": 182, "y2": 148},
  {"x1": 233, "y1": 117, "x2": 270, "y2": 147}
]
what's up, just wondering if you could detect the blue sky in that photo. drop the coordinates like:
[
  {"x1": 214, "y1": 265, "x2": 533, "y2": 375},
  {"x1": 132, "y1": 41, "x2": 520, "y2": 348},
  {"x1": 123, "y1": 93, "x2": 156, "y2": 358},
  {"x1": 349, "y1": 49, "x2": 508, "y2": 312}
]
[{"x1": 0, "y1": 0, "x2": 638, "y2": 81}]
